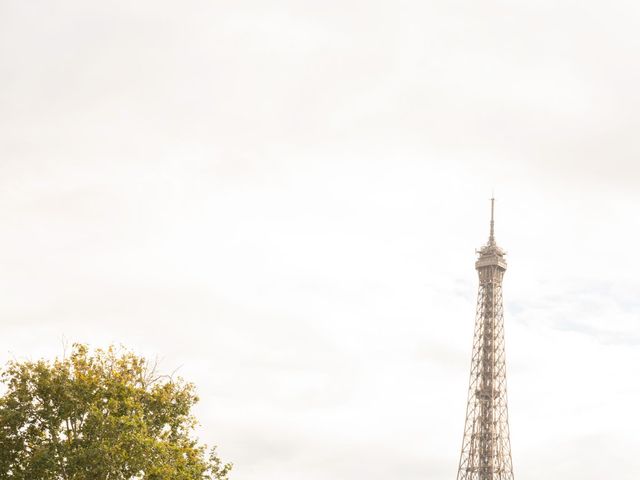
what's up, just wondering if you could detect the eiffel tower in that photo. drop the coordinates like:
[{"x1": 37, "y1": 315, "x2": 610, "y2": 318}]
[{"x1": 456, "y1": 199, "x2": 515, "y2": 480}]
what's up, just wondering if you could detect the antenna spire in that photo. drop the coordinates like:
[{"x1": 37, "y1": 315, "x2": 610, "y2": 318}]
[{"x1": 489, "y1": 197, "x2": 495, "y2": 244}]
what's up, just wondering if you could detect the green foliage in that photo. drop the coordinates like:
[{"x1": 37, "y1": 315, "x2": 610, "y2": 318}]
[{"x1": 0, "y1": 344, "x2": 232, "y2": 480}]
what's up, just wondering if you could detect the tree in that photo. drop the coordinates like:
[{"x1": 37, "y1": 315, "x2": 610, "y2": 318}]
[{"x1": 0, "y1": 344, "x2": 232, "y2": 480}]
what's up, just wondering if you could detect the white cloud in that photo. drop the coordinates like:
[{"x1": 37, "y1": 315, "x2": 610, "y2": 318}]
[{"x1": 2, "y1": 1, "x2": 640, "y2": 479}]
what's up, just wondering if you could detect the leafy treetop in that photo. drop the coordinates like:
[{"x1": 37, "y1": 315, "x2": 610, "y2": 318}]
[{"x1": 0, "y1": 344, "x2": 232, "y2": 480}]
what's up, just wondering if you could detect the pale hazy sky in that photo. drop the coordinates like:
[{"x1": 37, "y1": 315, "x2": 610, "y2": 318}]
[{"x1": 2, "y1": 1, "x2": 640, "y2": 479}]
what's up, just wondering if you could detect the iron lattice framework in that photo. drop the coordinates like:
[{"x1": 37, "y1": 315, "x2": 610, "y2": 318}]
[{"x1": 456, "y1": 199, "x2": 514, "y2": 480}]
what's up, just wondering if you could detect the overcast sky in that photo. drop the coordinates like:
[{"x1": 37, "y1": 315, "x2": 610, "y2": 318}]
[{"x1": 2, "y1": 1, "x2": 640, "y2": 479}]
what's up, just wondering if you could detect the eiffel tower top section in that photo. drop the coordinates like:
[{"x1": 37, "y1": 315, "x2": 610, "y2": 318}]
[{"x1": 475, "y1": 198, "x2": 507, "y2": 271}]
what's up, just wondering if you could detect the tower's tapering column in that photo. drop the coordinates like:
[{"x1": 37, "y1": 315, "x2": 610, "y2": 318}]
[{"x1": 456, "y1": 199, "x2": 514, "y2": 480}]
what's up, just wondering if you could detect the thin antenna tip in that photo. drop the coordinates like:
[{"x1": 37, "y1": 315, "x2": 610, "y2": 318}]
[{"x1": 489, "y1": 196, "x2": 496, "y2": 243}]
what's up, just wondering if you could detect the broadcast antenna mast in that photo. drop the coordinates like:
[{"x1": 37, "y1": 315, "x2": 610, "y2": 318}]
[{"x1": 456, "y1": 198, "x2": 515, "y2": 480}]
